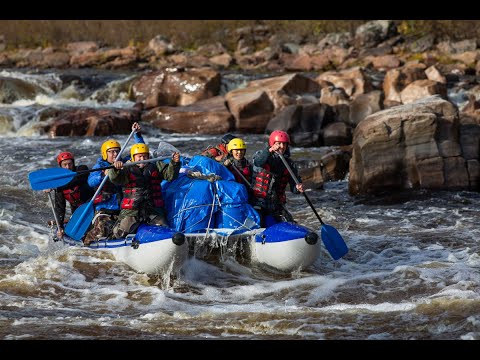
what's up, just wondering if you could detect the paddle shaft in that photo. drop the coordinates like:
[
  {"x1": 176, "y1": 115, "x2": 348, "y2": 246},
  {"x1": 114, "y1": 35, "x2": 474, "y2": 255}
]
[
  {"x1": 276, "y1": 151, "x2": 325, "y2": 226},
  {"x1": 229, "y1": 163, "x2": 253, "y2": 189},
  {"x1": 88, "y1": 130, "x2": 137, "y2": 204},
  {"x1": 47, "y1": 190, "x2": 62, "y2": 230},
  {"x1": 75, "y1": 156, "x2": 170, "y2": 176},
  {"x1": 66, "y1": 130, "x2": 136, "y2": 238},
  {"x1": 29, "y1": 155, "x2": 172, "y2": 192}
]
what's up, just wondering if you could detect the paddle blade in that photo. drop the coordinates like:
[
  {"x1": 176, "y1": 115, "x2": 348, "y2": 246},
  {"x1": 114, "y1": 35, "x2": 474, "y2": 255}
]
[
  {"x1": 321, "y1": 224, "x2": 348, "y2": 260},
  {"x1": 29, "y1": 168, "x2": 76, "y2": 190},
  {"x1": 154, "y1": 141, "x2": 180, "y2": 158},
  {"x1": 65, "y1": 202, "x2": 94, "y2": 241}
]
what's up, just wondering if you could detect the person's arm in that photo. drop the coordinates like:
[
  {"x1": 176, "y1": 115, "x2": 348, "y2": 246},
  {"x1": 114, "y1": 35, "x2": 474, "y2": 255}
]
[
  {"x1": 252, "y1": 147, "x2": 271, "y2": 167},
  {"x1": 53, "y1": 189, "x2": 66, "y2": 227},
  {"x1": 158, "y1": 153, "x2": 181, "y2": 181},
  {"x1": 80, "y1": 182, "x2": 94, "y2": 202},
  {"x1": 106, "y1": 166, "x2": 129, "y2": 185},
  {"x1": 73, "y1": 165, "x2": 95, "y2": 200},
  {"x1": 223, "y1": 155, "x2": 233, "y2": 167},
  {"x1": 201, "y1": 147, "x2": 218, "y2": 159},
  {"x1": 88, "y1": 162, "x2": 104, "y2": 188},
  {"x1": 132, "y1": 122, "x2": 145, "y2": 144},
  {"x1": 287, "y1": 159, "x2": 303, "y2": 193},
  {"x1": 133, "y1": 132, "x2": 144, "y2": 144},
  {"x1": 213, "y1": 144, "x2": 229, "y2": 162},
  {"x1": 119, "y1": 126, "x2": 145, "y2": 163}
]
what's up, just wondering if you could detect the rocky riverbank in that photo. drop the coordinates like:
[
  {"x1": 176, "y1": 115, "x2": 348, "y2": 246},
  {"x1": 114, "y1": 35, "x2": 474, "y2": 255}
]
[{"x1": 1, "y1": 20, "x2": 479, "y2": 195}]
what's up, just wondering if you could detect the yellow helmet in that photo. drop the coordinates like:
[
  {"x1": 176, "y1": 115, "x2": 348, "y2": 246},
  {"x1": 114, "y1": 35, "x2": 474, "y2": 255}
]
[
  {"x1": 101, "y1": 139, "x2": 121, "y2": 160},
  {"x1": 130, "y1": 143, "x2": 150, "y2": 160},
  {"x1": 227, "y1": 138, "x2": 246, "y2": 152}
]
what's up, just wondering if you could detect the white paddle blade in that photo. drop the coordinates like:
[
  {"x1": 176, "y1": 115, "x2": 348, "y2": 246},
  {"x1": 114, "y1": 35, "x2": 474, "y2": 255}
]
[{"x1": 154, "y1": 141, "x2": 180, "y2": 158}]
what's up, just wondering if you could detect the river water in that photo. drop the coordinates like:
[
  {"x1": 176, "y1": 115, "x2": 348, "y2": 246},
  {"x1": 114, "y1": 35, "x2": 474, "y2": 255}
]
[{"x1": 0, "y1": 68, "x2": 479, "y2": 340}]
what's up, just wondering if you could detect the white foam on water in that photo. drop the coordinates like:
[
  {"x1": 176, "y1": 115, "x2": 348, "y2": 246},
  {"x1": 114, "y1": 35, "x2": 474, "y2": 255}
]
[
  {"x1": 0, "y1": 70, "x2": 62, "y2": 94},
  {"x1": 320, "y1": 301, "x2": 417, "y2": 313}
]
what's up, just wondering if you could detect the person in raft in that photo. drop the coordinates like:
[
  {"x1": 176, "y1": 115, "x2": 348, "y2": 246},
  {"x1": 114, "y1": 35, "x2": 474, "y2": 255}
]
[
  {"x1": 107, "y1": 143, "x2": 181, "y2": 239},
  {"x1": 251, "y1": 130, "x2": 304, "y2": 227}
]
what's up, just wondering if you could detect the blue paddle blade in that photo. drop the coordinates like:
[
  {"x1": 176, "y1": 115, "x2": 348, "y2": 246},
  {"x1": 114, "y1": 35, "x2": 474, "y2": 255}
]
[
  {"x1": 321, "y1": 224, "x2": 348, "y2": 260},
  {"x1": 29, "y1": 168, "x2": 76, "y2": 190},
  {"x1": 65, "y1": 202, "x2": 94, "y2": 241}
]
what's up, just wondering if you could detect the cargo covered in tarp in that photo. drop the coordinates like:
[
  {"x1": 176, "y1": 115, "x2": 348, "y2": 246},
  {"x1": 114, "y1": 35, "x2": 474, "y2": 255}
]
[{"x1": 162, "y1": 155, "x2": 261, "y2": 234}]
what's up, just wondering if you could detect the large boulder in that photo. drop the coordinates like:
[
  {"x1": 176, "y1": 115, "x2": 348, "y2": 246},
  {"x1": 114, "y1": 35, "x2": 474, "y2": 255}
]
[
  {"x1": 316, "y1": 67, "x2": 372, "y2": 98},
  {"x1": 349, "y1": 96, "x2": 479, "y2": 195},
  {"x1": 142, "y1": 96, "x2": 234, "y2": 134},
  {"x1": 248, "y1": 73, "x2": 320, "y2": 113},
  {"x1": 131, "y1": 67, "x2": 221, "y2": 109},
  {"x1": 225, "y1": 87, "x2": 274, "y2": 133},
  {"x1": 382, "y1": 63, "x2": 427, "y2": 107},
  {"x1": 45, "y1": 108, "x2": 140, "y2": 137},
  {"x1": 265, "y1": 103, "x2": 332, "y2": 147}
]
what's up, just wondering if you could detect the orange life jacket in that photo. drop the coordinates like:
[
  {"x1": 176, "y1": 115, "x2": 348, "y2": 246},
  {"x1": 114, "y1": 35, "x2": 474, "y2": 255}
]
[{"x1": 201, "y1": 143, "x2": 229, "y2": 161}]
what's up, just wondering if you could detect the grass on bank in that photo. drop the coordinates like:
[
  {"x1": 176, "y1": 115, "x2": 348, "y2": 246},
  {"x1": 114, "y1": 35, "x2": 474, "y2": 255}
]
[{"x1": 0, "y1": 20, "x2": 479, "y2": 51}]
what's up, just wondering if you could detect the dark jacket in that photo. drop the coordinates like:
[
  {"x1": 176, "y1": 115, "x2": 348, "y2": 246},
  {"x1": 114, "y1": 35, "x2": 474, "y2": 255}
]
[
  {"x1": 54, "y1": 165, "x2": 94, "y2": 226},
  {"x1": 225, "y1": 156, "x2": 254, "y2": 200},
  {"x1": 251, "y1": 147, "x2": 301, "y2": 209}
]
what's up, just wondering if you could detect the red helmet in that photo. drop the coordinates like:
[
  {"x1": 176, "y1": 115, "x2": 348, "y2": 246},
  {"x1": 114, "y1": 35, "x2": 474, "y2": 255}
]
[
  {"x1": 268, "y1": 130, "x2": 290, "y2": 146},
  {"x1": 57, "y1": 151, "x2": 74, "y2": 166}
]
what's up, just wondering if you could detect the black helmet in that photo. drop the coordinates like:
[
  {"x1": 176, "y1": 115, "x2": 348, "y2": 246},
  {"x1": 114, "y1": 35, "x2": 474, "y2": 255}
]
[{"x1": 221, "y1": 133, "x2": 236, "y2": 145}]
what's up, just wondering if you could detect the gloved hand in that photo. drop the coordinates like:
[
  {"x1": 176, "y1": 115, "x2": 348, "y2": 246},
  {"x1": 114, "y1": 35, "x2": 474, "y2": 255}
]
[
  {"x1": 223, "y1": 158, "x2": 232, "y2": 167},
  {"x1": 206, "y1": 174, "x2": 222, "y2": 183},
  {"x1": 187, "y1": 171, "x2": 204, "y2": 179},
  {"x1": 187, "y1": 170, "x2": 221, "y2": 182}
]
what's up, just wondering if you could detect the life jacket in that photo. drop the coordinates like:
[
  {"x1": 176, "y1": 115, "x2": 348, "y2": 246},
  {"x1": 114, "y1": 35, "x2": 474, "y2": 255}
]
[
  {"x1": 252, "y1": 163, "x2": 290, "y2": 203},
  {"x1": 231, "y1": 159, "x2": 252, "y2": 185},
  {"x1": 120, "y1": 163, "x2": 164, "y2": 210},
  {"x1": 201, "y1": 143, "x2": 229, "y2": 161},
  {"x1": 61, "y1": 165, "x2": 89, "y2": 208},
  {"x1": 93, "y1": 180, "x2": 119, "y2": 205},
  {"x1": 62, "y1": 186, "x2": 83, "y2": 208}
]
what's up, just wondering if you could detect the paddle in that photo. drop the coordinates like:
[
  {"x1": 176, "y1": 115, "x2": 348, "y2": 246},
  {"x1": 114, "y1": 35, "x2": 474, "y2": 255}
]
[
  {"x1": 29, "y1": 155, "x2": 171, "y2": 191},
  {"x1": 154, "y1": 140, "x2": 181, "y2": 158},
  {"x1": 65, "y1": 138, "x2": 181, "y2": 241},
  {"x1": 64, "y1": 129, "x2": 137, "y2": 241},
  {"x1": 229, "y1": 163, "x2": 253, "y2": 189},
  {"x1": 46, "y1": 190, "x2": 62, "y2": 241},
  {"x1": 276, "y1": 151, "x2": 348, "y2": 260}
]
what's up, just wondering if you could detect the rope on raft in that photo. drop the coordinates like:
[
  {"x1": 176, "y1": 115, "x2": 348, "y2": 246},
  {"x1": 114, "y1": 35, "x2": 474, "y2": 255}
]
[{"x1": 168, "y1": 178, "x2": 258, "y2": 237}]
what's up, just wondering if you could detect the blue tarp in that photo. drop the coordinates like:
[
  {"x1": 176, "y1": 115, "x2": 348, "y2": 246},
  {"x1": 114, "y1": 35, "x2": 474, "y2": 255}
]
[{"x1": 162, "y1": 155, "x2": 261, "y2": 233}]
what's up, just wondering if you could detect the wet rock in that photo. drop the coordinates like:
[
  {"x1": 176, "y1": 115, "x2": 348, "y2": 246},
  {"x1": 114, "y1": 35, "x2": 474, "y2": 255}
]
[
  {"x1": 132, "y1": 67, "x2": 220, "y2": 109},
  {"x1": 349, "y1": 95, "x2": 477, "y2": 195},
  {"x1": 0, "y1": 77, "x2": 46, "y2": 104},
  {"x1": 46, "y1": 108, "x2": 140, "y2": 137},
  {"x1": 225, "y1": 87, "x2": 274, "y2": 133},
  {"x1": 142, "y1": 95, "x2": 233, "y2": 134},
  {"x1": 400, "y1": 79, "x2": 447, "y2": 104},
  {"x1": 349, "y1": 90, "x2": 384, "y2": 127},
  {"x1": 317, "y1": 67, "x2": 372, "y2": 98},
  {"x1": 323, "y1": 121, "x2": 352, "y2": 146}
]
